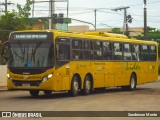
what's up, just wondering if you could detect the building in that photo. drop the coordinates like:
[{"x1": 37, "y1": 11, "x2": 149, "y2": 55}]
[{"x1": 25, "y1": 18, "x2": 143, "y2": 37}]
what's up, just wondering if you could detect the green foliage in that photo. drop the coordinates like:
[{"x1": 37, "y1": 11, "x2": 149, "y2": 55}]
[
  {"x1": 0, "y1": 0, "x2": 34, "y2": 42},
  {"x1": 17, "y1": 0, "x2": 34, "y2": 19},
  {"x1": 0, "y1": 11, "x2": 25, "y2": 30},
  {"x1": 133, "y1": 26, "x2": 160, "y2": 56},
  {"x1": 0, "y1": 0, "x2": 34, "y2": 65},
  {"x1": 159, "y1": 65, "x2": 160, "y2": 75},
  {"x1": 109, "y1": 28, "x2": 123, "y2": 34}
]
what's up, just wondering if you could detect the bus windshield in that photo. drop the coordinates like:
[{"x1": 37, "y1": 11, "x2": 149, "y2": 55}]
[{"x1": 9, "y1": 42, "x2": 54, "y2": 68}]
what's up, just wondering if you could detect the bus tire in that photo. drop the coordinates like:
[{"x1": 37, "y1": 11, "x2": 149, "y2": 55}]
[
  {"x1": 129, "y1": 74, "x2": 137, "y2": 91},
  {"x1": 121, "y1": 74, "x2": 137, "y2": 91},
  {"x1": 43, "y1": 90, "x2": 52, "y2": 96},
  {"x1": 69, "y1": 76, "x2": 80, "y2": 97},
  {"x1": 83, "y1": 75, "x2": 91, "y2": 95},
  {"x1": 29, "y1": 90, "x2": 39, "y2": 96}
]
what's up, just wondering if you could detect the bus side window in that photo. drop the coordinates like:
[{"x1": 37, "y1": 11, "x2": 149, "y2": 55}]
[
  {"x1": 140, "y1": 45, "x2": 149, "y2": 61},
  {"x1": 132, "y1": 44, "x2": 140, "y2": 61},
  {"x1": 123, "y1": 43, "x2": 132, "y2": 61},
  {"x1": 56, "y1": 37, "x2": 70, "y2": 68},
  {"x1": 113, "y1": 43, "x2": 123, "y2": 60},
  {"x1": 149, "y1": 45, "x2": 156, "y2": 61},
  {"x1": 103, "y1": 42, "x2": 112, "y2": 60},
  {"x1": 83, "y1": 40, "x2": 93, "y2": 60},
  {"x1": 72, "y1": 39, "x2": 83, "y2": 60},
  {"x1": 94, "y1": 41, "x2": 103, "y2": 60}
]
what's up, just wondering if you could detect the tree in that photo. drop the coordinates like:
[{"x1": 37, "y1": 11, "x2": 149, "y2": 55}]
[
  {"x1": 17, "y1": 0, "x2": 34, "y2": 19},
  {"x1": 133, "y1": 26, "x2": 160, "y2": 56},
  {"x1": 109, "y1": 28, "x2": 123, "y2": 34},
  {"x1": 0, "y1": 11, "x2": 24, "y2": 43},
  {"x1": 0, "y1": 0, "x2": 34, "y2": 42},
  {"x1": 0, "y1": 0, "x2": 34, "y2": 64}
]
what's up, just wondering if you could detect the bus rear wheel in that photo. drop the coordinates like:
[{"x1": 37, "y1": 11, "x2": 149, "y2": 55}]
[
  {"x1": 83, "y1": 75, "x2": 91, "y2": 95},
  {"x1": 43, "y1": 90, "x2": 52, "y2": 96},
  {"x1": 29, "y1": 90, "x2": 39, "y2": 96},
  {"x1": 69, "y1": 76, "x2": 80, "y2": 97},
  {"x1": 121, "y1": 74, "x2": 137, "y2": 91}
]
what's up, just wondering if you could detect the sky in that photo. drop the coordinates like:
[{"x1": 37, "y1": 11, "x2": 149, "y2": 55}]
[{"x1": 0, "y1": 0, "x2": 160, "y2": 30}]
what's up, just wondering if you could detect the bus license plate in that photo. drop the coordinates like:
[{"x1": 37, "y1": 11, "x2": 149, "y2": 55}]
[{"x1": 22, "y1": 83, "x2": 30, "y2": 87}]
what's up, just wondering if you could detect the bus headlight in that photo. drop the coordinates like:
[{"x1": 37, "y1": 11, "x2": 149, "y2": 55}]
[
  {"x1": 48, "y1": 74, "x2": 53, "y2": 79},
  {"x1": 7, "y1": 74, "x2": 13, "y2": 81},
  {"x1": 7, "y1": 74, "x2": 10, "y2": 78},
  {"x1": 42, "y1": 73, "x2": 53, "y2": 83}
]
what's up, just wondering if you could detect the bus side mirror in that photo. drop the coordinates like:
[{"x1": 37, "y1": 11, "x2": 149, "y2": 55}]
[{"x1": 1, "y1": 41, "x2": 10, "y2": 64}]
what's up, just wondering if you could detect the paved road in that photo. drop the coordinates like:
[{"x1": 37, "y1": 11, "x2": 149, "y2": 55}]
[{"x1": 0, "y1": 80, "x2": 160, "y2": 120}]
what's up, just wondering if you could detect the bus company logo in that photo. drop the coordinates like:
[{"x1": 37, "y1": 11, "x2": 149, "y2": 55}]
[
  {"x1": 24, "y1": 76, "x2": 28, "y2": 80},
  {"x1": 2, "y1": 112, "x2": 11, "y2": 117}
]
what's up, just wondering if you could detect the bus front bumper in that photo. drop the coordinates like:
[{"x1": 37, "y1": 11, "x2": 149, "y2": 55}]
[{"x1": 7, "y1": 78, "x2": 56, "y2": 91}]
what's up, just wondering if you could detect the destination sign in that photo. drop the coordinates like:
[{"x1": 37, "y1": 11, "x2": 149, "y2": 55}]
[
  {"x1": 10, "y1": 32, "x2": 53, "y2": 41},
  {"x1": 14, "y1": 34, "x2": 47, "y2": 40}
]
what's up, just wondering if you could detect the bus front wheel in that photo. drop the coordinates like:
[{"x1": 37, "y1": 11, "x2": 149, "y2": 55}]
[
  {"x1": 69, "y1": 76, "x2": 80, "y2": 97},
  {"x1": 29, "y1": 90, "x2": 39, "y2": 96}
]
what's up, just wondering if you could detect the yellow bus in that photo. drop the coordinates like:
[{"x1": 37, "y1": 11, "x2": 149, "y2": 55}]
[{"x1": 1, "y1": 30, "x2": 158, "y2": 97}]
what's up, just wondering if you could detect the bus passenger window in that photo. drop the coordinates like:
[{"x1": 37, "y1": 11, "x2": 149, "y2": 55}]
[
  {"x1": 103, "y1": 42, "x2": 112, "y2": 60},
  {"x1": 114, "y1": 43, "x2": 122, "y2": 52},
  {"x1": 94, "y1": 41, "x2": 103, "y2": 60},
  {"x1": 72, "y1": 39, "x2": 82, "y2": 49},
  {"x1": 94, "y1": 41, "x2": 102, "y2": 50},
  {"x1": 72, "y1": 50, "x2": 83, "y2": 60},
  {"x1": 83, "y1": 40, "x2": 93, "y2": 60},
  {"x1": 149, "y1": 45, "x2": 156, "y2": 61},
  {"x1": 124, "y1": 44, "x2": 132, "y2": 61},
  {"x1": 84, "y1": 40, "x2": 93, "y2": 50},
  {"x1": 132, "y1": 44, "x2": 140, "y2": 61},
  {"x1": 140, "y1": 45, "x2": 149, "y2": 61},
  {"x1": 113, "y1": 43, "x2": 123, "y2": 60},
  {"x1": 72, "y1": 38, "x2": 83, "y2": 60},
  {"x1": 56, "y1": 43, "x2": 70, "y2": 68}
]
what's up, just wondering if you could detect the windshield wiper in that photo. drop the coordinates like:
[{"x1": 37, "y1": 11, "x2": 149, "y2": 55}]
[
  {"x1": 17, "y1": 41, "x2": 25, "y2": 60},
  {"x1": 31, "y1": 42, "x2": 42, "y2": 66}
]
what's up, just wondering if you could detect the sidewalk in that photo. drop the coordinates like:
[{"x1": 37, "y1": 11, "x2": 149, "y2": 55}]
[{"x1": 0, "y1": 86, "x2": 7, "y2": 91}]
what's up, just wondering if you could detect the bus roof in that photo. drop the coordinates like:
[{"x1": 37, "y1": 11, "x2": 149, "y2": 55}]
[{"x1": 12, "y1": 30, "x2": 157, "y2": 45}]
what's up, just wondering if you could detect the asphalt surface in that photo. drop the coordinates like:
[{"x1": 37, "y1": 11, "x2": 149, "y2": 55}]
[{"x1": 0, "y1": 80, "x2": 160, "y2": 120}]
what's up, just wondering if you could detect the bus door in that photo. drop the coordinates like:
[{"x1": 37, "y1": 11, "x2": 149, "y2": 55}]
[
  {"x1": 56, "y1": 37, "x2": 71, "y2": 90},
  {"x1": 93, "y1": 41, "x2": 105, "y2": 88},
  {"x1": 103, "y1": 42, "x2": 115, "y2": 87},
  {"x1": 113, "y1": 43, "x2": 126, "y2": 86}
]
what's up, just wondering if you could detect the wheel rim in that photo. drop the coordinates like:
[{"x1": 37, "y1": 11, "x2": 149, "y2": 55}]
[
  {"x1": 130, "y1": 77, "x2": 135, "y2": 89},
  {"x1": 85, "y1": 80, "x2": 91, "y2": 91},
  {"x1": 73, "y1": 81, "x2": 79, "y2": 91}
]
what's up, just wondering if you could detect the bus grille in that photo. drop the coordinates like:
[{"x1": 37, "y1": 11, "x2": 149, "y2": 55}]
[{"x1": 12, "y1": 80, "x2": 42, "y2": 87}]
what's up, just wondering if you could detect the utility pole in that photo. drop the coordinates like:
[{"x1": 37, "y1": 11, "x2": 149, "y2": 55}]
[
  {"x1": 144, "y1": 0, "x2": 147, "y2": 40},
  {"x1": 49, "y1": 0, "x2": 55, "y2": 29},
  {"x1": 33, "y1": 0, "x2": 69, "y2": 30},
  {"x1": 94, "y1": 9, "x2": 97, "y2": 31},
  {"x1": 112, "y1": 6, "x2": 130, "y2": 36},
  {"x1": 0, "y1": 0, "x2": 14, "y2": 13},
  {"x1": 5, "y1": 0, "x2": 7, "y2": 12}
]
